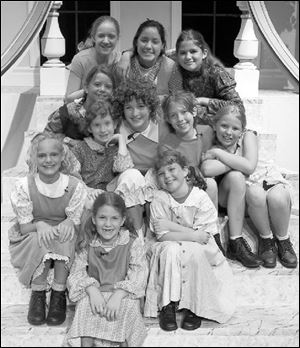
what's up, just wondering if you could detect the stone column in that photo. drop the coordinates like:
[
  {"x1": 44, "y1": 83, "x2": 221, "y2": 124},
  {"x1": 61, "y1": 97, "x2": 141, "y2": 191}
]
[
  {"x1": 233, "y1": 1, "x2": 259, "y2": 98},
  {"x1": 40, "y1": 1, "x2": 66, "y2": 96}
]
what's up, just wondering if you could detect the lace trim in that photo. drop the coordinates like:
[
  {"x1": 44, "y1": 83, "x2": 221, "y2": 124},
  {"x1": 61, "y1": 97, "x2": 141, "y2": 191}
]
[
  {"x1": 32, "y1": 253, "x2": 70, "y2": 281},
  {"x1": 84, "y1": 137, "x2": 106, "y2": 153}
]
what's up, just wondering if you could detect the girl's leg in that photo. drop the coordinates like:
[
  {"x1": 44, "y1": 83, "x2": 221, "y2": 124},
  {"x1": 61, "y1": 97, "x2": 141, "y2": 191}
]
[
  {"x1": 246, "y1": 185, "x2": 276, "y2": 268},
  {"x1": 28, "y1": 260, "x2": 52, "y2": 325},
  {"x1": 126, "y1": 204, "x2": 144, "y2": 235},
  {"x1": 220, "y1": 171, "x2": 261, "y2": 268},
  {"x1": 267, "y1": 185, "x2": 297, "y2": 268},
  {"x1": 46, "y1": 260, "x2": 68, "y2": 325}
]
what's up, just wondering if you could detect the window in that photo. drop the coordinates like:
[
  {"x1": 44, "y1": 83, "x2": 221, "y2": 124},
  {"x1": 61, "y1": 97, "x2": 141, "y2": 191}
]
[
  {"x1": 40, "y1": 1, "x2": 110, "y2": 65},
  {"x1": 182, "y1": 1, "x2": 241, "y2": 67}
]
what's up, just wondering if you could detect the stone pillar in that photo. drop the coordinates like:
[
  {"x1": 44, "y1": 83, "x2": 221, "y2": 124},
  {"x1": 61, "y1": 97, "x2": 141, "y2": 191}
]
[
  {"x1": 40, "y1": 1, "x2": 66, "y2": 96},
  {"x1": 233, "y1": 1, "x2": 259, "y2": 98}
]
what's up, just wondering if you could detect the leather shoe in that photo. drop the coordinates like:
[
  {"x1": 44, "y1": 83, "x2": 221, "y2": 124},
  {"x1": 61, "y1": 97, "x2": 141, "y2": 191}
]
[
  {"x1": 159, "y1": 302, "x2": 177, "y2": 331},
  {"x1": 27, "y1": 290, "x2": 46, "y2": 325},
  {"x1": 276, "y1": 238, "x2": 298, "y2": 269},
  {"x1": 182, "y1": 309, "x2": 202, "y2": 330},
  {"x1": 46, "y1": 290, "x2": 66, "y2": 326},
  {"x1": 258, "y1": 237, "x2": 277, "y2": 268}
]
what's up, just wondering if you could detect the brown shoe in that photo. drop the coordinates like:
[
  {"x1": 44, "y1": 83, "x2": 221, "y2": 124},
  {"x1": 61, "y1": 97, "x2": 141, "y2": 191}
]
[
  {"x1": 276, "y1": 238, "x2": 298, "y2": 269},
  {"x1": 258, "y1": 237, "x2": 277, "y2": 268}
]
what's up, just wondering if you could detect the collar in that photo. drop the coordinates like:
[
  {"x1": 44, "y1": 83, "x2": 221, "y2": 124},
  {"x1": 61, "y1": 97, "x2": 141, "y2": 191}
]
[
  {"x1": 84, "y1": 137, "x2": 106, "y2": 154},
  {"x1": 120, "y1": 120, "x2": 159, "y2": 144},
  {"x1": 89, "y1": 228, "x2": 130, "y2": 248}
]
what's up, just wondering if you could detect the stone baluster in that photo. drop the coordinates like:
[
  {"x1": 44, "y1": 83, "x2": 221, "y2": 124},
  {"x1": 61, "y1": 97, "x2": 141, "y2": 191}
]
[
  {"x1": 40, "y1": 1, "x2": 66, "y2": 96},
  {"x1": 233, "y1": 1, "x2": 259, "y2": 98}
]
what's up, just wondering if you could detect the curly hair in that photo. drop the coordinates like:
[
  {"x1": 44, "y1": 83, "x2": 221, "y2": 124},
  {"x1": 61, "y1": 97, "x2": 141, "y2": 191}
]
[
  {"x1": 155, "y1": 149, "x2": 207, "y2": 190},
  {"x1": 77, "y1": 192, "x2": 137, "y2": 250},
  {"x1": 26, "y1": 132, "x2": 77, "y2": 175},
  {"x1": 112, "y1": 78, "x2": 160, "y2": 122},
  {"x1": 78, "y1": 97, "x2": 119, "y2": 136}
]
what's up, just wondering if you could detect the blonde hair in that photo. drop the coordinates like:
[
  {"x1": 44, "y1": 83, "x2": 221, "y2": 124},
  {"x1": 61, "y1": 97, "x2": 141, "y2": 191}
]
[{"x1": 26, "y1": 132, "x2": 77, "y2": 175}]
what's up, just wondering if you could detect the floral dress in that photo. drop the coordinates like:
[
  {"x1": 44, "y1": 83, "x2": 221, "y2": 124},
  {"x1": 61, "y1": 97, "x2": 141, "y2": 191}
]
[
  {"x1": 66, "y1": 229, "x2": 148, "y2": 347},
  {"x1": 144, "y1": 187, "x2": 236, "y2": 323},
  {"x1": 9, "y1": 173, "x2": 87, "y2": 288}
]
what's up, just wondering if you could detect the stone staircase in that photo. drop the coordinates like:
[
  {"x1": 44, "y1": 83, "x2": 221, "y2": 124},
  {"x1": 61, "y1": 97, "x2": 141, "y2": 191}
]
[{"x1": 1, "y1": 92, "x2": 299, "y2": 346}]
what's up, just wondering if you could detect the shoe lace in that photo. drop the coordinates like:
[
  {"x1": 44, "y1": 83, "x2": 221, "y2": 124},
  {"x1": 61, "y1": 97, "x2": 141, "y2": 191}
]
[
  {"x1": 241, "y1": 238, "x2": 255, "y2": 256},
  {"x1": 261, "y1": 238, "x2": 276, "y2": 251},
  {"x1": 279, "y1": 239, "x2": 295, "y2": 254},
  {"x1": 50, "y1": 291, "x2": 65, "y2": 310},
  {"x1": 32, "y1": 292, "x2": 45, "y2": 307}
]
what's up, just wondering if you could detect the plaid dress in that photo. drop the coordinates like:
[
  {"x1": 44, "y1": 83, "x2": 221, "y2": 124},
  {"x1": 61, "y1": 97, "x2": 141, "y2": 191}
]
[{"x1": 66, "y1": 229, "x2": 148, "y2": 347}]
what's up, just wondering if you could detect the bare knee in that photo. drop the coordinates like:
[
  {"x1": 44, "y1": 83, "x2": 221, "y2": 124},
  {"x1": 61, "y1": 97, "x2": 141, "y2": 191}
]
[
  {"x1": 223, "y1": 171, "x2": 246, "y2": 193},
  {"x1": 267, "y1": 185, "x2": 291, "y2": 209},
  {"x1": 246, "y1": 185, "x2": 266, "y2": 208}
]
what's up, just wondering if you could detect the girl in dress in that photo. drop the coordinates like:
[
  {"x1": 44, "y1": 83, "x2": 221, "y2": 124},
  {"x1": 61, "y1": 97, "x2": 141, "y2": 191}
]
[
  {"x1": 9, "y1": 132, "x2": 87, "y2": 326},
  {"x1": 45, "y1": 65, "x2": 118, "y2": 143},
  {"x1": 175, "y1": 29, "x2": 244, "y2": 125},
  {"x1": 66, "y1": 192, "x2": 148, "y2": 347},
  {"x1": 65, "y1": 16, "x2": 121, "y2": 103},
  {"x1": 201, "y1": 105, "x2": 297, "y2": 269},
  {"x1": 144, "y1": 150, "x2": 235, "y2": 331}
]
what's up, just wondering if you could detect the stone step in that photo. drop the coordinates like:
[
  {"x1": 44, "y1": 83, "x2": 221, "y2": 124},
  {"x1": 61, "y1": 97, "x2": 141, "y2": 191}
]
[{"x1": 1, "y1": 304, "x2": 298, "y2": 347}]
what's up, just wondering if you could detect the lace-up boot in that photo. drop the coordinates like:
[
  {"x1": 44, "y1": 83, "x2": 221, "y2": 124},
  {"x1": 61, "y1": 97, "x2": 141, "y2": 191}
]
[
  {"x1": 258, "y1": 237, "x2": 277, "y2": 268},
  {"x1": 46, "y1": 290, "x2": 66, "y2": 325},
  {"x1": 159, "y1": 302, "x2": 177, "y2": 331},
  {"x1": 227, "y1": 237, "x2": 262, "y2": 268},
  {"x1": 27, "y1": 290, "x2": 46, "y2": 325},
  {"x1": 276, "y1": 237, "x2": 298, "y2": 268}
]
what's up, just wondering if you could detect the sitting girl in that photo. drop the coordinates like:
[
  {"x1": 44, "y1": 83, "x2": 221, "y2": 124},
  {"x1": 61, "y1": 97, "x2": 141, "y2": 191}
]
[
  {"x1": 144, "y1": 150, "x2": 235, "y2": 331},
  {"x1": 160, "y1": 90, "x2": 224, "y2": 253},
  {"x1": 201, "y1": 105, "x2": 297, "y2": 269},
  {"x1": 66, "y1": 192, "x2": 148, "y2": 347},
  {"x1": 71, "y1": 98, "x2": 147, "y2": 237},
  {"x1": 9, "y1": 132, "x2": 87, "y2": 326}
]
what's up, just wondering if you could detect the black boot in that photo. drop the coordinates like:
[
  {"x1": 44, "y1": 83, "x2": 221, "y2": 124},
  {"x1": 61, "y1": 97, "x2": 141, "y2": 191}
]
[
  {"x1": 227, "y1": 237, "x2": 262, "y2": 268},
  {"x1": 27, "y1": 290, "x2": 46, "y2": 325},
  {"x1": 258, "y1": 237, "x2": 277, "y2": 268},
  {"x1": 213, "y1": 233, "x2": 226, "y2": 256},
  {"x1": 276, "y1": 237, "x2": 298, "y2": 269},
  {"x1": 181, "y1": 309, "x2": 202, "y2": 330},
  {"x1": 46, "y1": 290, "x2": 67, "y2": 326},
  {"x1": 159, "y1": 302, "x2": 177, "y2": 331}
]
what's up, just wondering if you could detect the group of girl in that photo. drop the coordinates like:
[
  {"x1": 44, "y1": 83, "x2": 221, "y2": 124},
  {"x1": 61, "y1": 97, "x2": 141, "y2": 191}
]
[{"x1": 8, "y1": 15, "x2": 297, "y2": 347}]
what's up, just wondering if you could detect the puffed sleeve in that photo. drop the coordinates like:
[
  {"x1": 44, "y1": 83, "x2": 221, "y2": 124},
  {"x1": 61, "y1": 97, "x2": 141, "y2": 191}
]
[
  {"x1": 207, "y1": 66, "x2": 244, "y2": 115},
  {"x1": 67, "y1": 248, "x2": 100, "y2": 302},
  {"x1": 113, "y1": 152, "x2": 134, "y2": 173},
  {"x1": 193, "y1": 190, "x2": 218, "y2": 235},
  {"x1": 44, "y1": 107, "x2": 64, "y2": 134},
  {"x1": 65, "y1": 180, "x2": 87, "y2": 225},
  {"x1": 10, "y1": 177, "x2": 33, "y2": 224},
  {"x1": 114, "y1": 237, "x2": 148, "y2": 299},
  {"x1": 149, "y1": 192, "x2": 172, "y2": 239}
]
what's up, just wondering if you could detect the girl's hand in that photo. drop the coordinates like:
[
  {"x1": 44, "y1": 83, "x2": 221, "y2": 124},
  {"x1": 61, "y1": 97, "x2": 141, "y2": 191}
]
[
  {"x1": 202, "y1": 149, "x2": 218, "y2": 161},
  {"x1": 104, "y1": 292, "x2": 123, "y2": 321},
  {"x1": 193, "y1": 230, "x2": 211, "y2": 245},
  {"x1": 58, "y1": 218, "x2": 75, "y2": 243},
  {"x1": 87, "y1": 189, "x2": 104, "y2": 202},
  {"x1": 86, "y1": 286, "x2": 106, "y2": 316},
  {"x1": 153, "y1": 218, "x2": 173, "y2": 234},
  {"x1": 36, "y1": 221, "x2": 56, "y2": 247},
  {"x1": 106, "y1": 134, "x2": 122, "y2": 147}
]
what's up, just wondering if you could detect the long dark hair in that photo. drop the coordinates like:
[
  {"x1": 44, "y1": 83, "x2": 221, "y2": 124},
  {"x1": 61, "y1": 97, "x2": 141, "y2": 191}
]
[
  {"x1": 132, "y1": 19, "x2": 166, "y2": 57},
  {"x1": 176, "y1": 29, "x2": 223, "y2": 77},
  {"x1": 78, "y1": 192, "x2": 137, "y2": 250}
]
